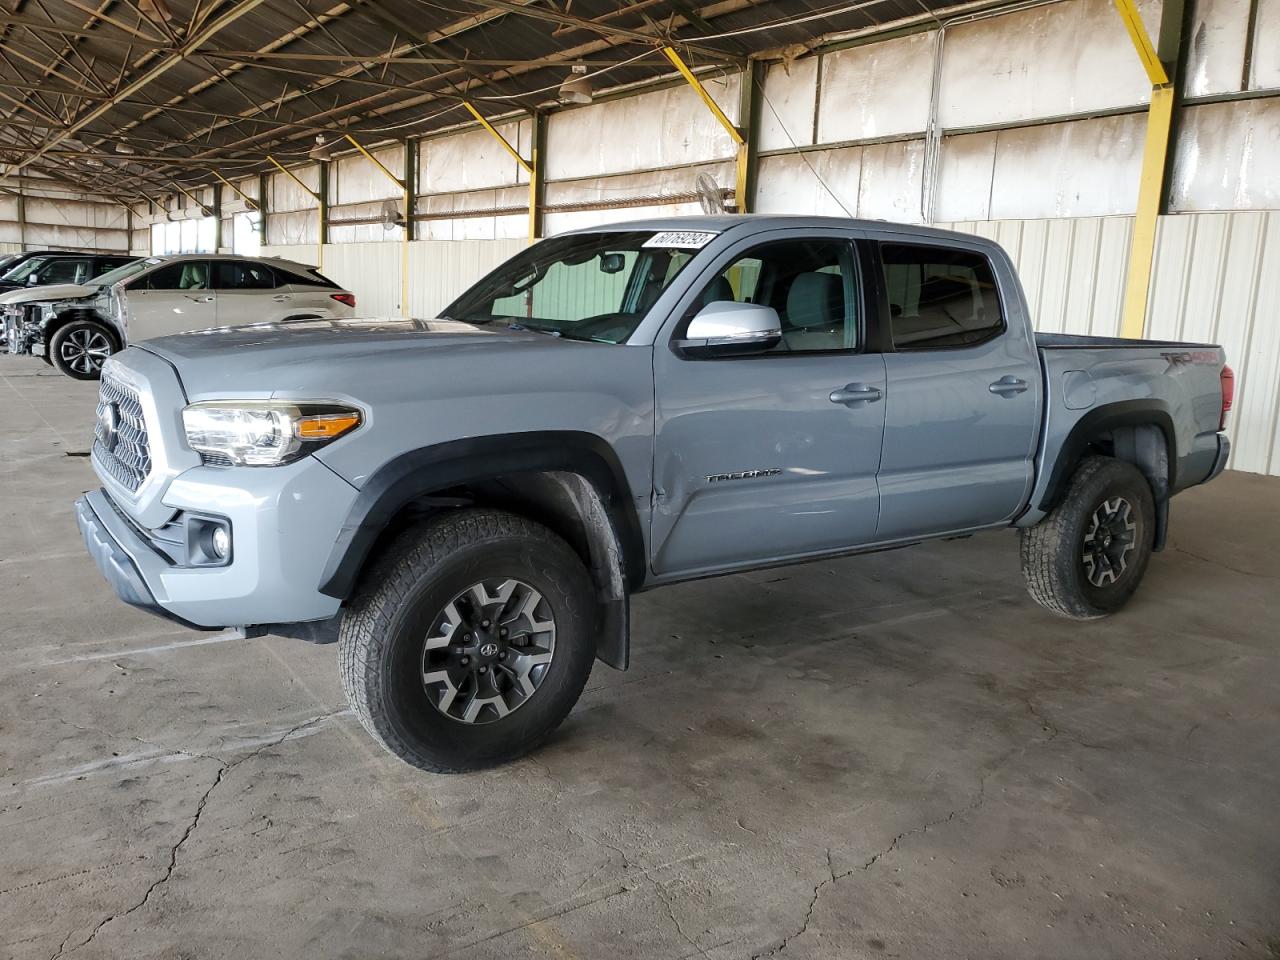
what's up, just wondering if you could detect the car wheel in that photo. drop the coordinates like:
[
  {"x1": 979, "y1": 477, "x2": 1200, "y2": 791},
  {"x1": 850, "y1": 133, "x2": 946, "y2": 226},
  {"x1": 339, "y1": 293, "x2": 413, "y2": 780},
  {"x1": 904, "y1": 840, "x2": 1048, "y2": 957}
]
[
  {"x1": 50, "y1": 320, "x2": 115, "y2": 380},
  {"x1": 1020, "y1": 455, "x2": 1156, "y2": 619},
  {"x1": 339, "y1": 508, "x2": 596, "y2": 773}
]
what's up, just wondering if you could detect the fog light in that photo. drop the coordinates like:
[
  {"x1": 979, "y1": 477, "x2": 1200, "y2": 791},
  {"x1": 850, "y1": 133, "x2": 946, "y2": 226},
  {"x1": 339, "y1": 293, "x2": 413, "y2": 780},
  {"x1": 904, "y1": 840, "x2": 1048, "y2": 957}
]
[{"x1": 211, "y1": 526, "x2": 231, "y2": 559}]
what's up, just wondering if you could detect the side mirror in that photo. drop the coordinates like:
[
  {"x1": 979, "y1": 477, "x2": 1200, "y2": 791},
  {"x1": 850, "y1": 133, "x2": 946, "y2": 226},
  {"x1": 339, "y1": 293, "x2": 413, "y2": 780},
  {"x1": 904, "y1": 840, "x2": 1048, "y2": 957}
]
[{"x1": 674, "y1": 300, "x2": 782, "y2": 358}]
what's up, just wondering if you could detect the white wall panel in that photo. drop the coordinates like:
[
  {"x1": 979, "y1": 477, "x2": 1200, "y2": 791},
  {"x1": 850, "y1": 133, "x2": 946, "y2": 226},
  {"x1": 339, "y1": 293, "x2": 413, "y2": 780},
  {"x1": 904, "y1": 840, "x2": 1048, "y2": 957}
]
[
  {"x1": 985, "y1": 114, "x2": 1144, "y2": 218},
  {"x1": 419, "y1": 119, "x2": 531, "y2": 193},
  {"x1": 264, "y1": 238, "x2": 525, "y2": 319},
  {"x1": 408, "y1": 238, "x2": 526, "y2": 317},
  {"x1": 939, "y1": 0, "x2": 1156, "y2": 128},
  {"x1": 334, "y1": 144, "x2": 405, "y2": 204},
  {"x1": 268, "y1": 165, "x2": 319, "y2": 213},
  {"x1": 1169, "y1": 99, "x2": 1280, "y2": 211},
  {"x1": 419, "y1": 185, "x2": 529, "y2": 241},
  {"x1": 545, "y1": 74, "x2": 741, "y2": 180},
  {"x1": 817, "y1": 32, "x2": 934, "y2": 143},
  {"x1": 858, "y1": 139, "x2": 927, "y2": 222},
  {"x1": 934, "y1": 131, "x2": 997, "y2": 221},
  {"x1": 756, "y1": 149, "x2": 861, "y2": 217},
  {"x1": 1252, "y1": 0, "x2": 1280, "y2": 88},
  {"x1": 1183, "y1": 0, "x2": 1252, "y2": 96},
  {"x1": 759, "y1": 58, "x2": 818, "y2": 151}
]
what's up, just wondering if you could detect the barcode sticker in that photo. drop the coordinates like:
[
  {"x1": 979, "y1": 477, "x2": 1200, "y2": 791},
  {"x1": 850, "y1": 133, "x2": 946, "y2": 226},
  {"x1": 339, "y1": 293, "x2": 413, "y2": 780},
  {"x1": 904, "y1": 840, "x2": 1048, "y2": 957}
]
[{"x1": 643, "y1": 231, "x2": 718, "y2": 250}]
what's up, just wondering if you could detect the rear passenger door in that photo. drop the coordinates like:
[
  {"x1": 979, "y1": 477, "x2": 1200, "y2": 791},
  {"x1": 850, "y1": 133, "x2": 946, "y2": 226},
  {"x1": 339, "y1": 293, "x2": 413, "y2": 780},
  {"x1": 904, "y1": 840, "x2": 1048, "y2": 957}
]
[
  {"x1": 872, "y1": 239, "x2": 1040, "y2": 540},
  {"x1": 213, "y1": 260, "x2": 279, "y2": 325}
]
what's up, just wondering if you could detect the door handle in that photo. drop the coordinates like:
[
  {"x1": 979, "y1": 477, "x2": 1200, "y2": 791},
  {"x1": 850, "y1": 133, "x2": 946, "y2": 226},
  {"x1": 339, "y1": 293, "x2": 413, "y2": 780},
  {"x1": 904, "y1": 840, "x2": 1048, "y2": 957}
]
[
  {"x1": 184, "y1": 294, "x2": 214, "y2": 303},
  {"x1": 829, "y1": 383, "x2": 883, "y2": 407},
  {"x1": 989, "y1": 375, "x2": 1029, "y2": 397},
  {"x1": 271, "y1": 294, "x2": 292, "y2": 302}
]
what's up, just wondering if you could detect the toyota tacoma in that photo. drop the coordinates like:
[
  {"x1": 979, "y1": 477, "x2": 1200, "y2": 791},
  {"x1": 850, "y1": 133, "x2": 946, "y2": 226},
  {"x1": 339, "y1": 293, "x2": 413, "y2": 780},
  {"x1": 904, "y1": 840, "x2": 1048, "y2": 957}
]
[{"x1": 74, "y1": 216, "x2": 1233, "y2": 773}]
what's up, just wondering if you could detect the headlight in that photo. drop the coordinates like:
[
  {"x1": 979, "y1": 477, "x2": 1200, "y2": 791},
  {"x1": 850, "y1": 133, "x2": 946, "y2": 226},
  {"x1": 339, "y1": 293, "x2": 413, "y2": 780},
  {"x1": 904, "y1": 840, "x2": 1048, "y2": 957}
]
[{"x1": 182, "y1": 400, "x2": 362, "y2": 466}]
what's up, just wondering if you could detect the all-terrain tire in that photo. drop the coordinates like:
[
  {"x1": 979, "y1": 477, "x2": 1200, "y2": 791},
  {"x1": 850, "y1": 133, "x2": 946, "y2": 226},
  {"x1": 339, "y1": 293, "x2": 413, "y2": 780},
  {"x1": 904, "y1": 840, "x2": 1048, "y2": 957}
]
[
  {"x1": 339, "y1": 508, "x2": 596, "y2": 773},
  {"x1": 49, "y1": 319, "x2": 116, "y2": 380},
  {"x1": 1020, "y1": 456, "x2": 1156, "y2": 619}
]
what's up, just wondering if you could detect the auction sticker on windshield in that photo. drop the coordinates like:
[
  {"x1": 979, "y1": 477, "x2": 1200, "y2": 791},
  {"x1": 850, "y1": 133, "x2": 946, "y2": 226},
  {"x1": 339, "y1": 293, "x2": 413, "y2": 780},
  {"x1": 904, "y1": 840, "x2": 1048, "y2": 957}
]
[{"x1": 644, "y1": 231, "x2": 718, "y2": 249}]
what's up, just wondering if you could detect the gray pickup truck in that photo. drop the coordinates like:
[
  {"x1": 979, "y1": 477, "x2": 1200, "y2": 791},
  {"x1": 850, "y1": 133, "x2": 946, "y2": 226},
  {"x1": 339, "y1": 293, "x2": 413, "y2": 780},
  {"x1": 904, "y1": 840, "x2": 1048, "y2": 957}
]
[{"x1": 74, "y1": 216, "x2": 1232, "y2": 773}]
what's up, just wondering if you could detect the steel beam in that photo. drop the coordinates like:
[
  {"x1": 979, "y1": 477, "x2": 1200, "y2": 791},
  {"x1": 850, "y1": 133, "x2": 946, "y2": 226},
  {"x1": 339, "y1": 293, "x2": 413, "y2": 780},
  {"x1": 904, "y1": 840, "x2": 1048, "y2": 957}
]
[
  {"x1": 663, "y1": 46, "x2": 750, "y2": 212},
  {"x1": 2, "y1": 0, "x2": 270, "y2": 179},
  {"x1": 529, "y1": 111, "x2": 546, "y2": 241},
  {"x1": 1114, "y1": 0, "x2": 1184, "y2": 339},
  {"x1": 462, "y1": 102, "x2": 533, "y2": 175}
]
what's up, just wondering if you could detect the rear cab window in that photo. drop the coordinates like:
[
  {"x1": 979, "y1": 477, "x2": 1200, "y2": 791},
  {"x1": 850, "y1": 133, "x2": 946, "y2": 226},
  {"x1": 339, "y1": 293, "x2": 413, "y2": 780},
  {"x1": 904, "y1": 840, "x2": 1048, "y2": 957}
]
[{"x1": 880, "y1": 243, "x2": 1004, "y2": 350}]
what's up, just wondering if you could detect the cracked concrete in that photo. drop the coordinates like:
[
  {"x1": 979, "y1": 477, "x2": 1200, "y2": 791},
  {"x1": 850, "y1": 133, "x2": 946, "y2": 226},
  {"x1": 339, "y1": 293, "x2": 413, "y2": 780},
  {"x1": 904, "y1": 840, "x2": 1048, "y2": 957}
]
[{"x1": 1, "y1": 356, "x2": 1278, "y2": 959}]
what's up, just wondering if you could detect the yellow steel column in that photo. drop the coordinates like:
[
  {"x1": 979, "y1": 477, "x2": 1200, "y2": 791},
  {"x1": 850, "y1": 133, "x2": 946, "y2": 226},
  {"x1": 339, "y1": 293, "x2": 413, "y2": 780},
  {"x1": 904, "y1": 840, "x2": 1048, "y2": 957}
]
[
  {"x1": 662, "y1": 46, "x2": 749, "y2": 212},
  {"x1": 461, "y1": 102, "x2": 540, "y2": 241},
  {"x1": 1120, "y1": 84, "x2": 1174, "y2": 338},
  {"x1": 1113, "y1": 0, "x2": 1173, "y2": 339}
]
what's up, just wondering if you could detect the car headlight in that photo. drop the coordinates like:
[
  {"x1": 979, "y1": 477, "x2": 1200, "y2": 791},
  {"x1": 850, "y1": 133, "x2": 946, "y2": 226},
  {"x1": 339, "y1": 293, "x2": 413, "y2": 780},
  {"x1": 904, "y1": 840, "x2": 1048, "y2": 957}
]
[{"x1": 182, "y1": 400, "x2": 362, "y2": 466}]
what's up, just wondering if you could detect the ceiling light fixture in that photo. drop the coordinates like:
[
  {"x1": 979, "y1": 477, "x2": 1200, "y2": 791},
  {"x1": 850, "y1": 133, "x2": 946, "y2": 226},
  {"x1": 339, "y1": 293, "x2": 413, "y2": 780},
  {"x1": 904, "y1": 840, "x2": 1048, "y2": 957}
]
[
  {"x1": 558, "y1": 64, "x2": 593, "y2": 105},
  {"x1": 309, "y1": 134, "x2": 334, "y2": 161}
]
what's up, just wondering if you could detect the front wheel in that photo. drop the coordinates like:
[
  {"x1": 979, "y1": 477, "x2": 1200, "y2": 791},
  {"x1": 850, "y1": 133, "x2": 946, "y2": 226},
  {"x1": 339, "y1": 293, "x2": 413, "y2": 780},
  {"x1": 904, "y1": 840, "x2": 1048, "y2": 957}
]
[
  {"x1": 339, "y1": 509, "x2": 596, "y2": 773},
  {"x1": 49, "y1": 320, "x2": 116, "y2": 380},
  {"x1": 1020, "y1": 456, "x2": 1156, "y2": 619}
]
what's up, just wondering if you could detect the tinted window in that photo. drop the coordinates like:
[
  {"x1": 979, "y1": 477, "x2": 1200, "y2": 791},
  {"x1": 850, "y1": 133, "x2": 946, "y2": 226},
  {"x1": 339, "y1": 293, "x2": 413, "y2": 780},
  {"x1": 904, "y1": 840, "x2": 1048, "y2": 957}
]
[
  {"x1": 36, "y1": 258, "x2": 94, "y2": 284},
  {"x1": 214, "y1": 261, "x2": 276, "y2": 289},
  {"x1": 689, "y1": 239, "x2": 856, "y2": 353},
  {"x1": 140, "y1": 261, "x2": 210, "y2": 290},
  {"x1": 881, "y1": 244, "x2": 1003, "y2": 350},
  {"x1": 276, "y1": 266, "x2": 339, "y2": 289},
  {"x1": 97, "y1": 257, "x2": 135, "y2": 273}
]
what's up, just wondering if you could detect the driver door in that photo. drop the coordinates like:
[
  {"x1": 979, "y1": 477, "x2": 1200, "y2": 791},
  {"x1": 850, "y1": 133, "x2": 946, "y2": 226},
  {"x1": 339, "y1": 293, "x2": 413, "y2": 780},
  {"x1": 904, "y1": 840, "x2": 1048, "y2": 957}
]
[
  {"x1": 126, "y1": 260, "x2": 216, "y2": 341},
  {"x1": 651, "y1": 231, "x2": 887, "y2": 576}
]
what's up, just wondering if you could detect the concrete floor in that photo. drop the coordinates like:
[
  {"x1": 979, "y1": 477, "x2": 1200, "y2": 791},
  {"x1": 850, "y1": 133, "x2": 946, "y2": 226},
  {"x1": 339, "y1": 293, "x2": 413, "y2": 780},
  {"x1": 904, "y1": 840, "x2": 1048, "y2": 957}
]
[{"x1": 1, "y1": 353, "x2": 1277, "y2": 960}]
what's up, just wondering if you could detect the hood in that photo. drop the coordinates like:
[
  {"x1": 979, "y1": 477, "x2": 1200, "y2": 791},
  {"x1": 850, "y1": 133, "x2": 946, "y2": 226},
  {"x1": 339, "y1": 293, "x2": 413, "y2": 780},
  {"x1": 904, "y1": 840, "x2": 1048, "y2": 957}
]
[
  {"x1": 0, "y1": 282, "x2": 99, "y2": 305},
  {"x1": 136, "y1": 316, "x2": 607, "y2": 399}
]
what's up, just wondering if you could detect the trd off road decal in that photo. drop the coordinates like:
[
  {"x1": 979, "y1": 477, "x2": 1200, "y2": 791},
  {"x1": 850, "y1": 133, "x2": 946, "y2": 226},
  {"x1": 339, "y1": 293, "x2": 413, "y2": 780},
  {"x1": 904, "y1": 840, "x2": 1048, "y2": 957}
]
[
  {"x1": 705, "y1": 467, "x2": 782, "y2": 483},
  {"x1": 1161, "y1": 349, "x2": 1219, "y2": 372}
]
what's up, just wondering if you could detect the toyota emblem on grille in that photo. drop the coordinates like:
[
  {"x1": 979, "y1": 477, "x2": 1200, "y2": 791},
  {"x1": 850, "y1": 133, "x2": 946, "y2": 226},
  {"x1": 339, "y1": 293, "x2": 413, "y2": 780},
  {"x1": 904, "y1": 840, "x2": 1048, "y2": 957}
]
[{"x1": 99, "y1": 402, "x2": 120, "y2": 452}]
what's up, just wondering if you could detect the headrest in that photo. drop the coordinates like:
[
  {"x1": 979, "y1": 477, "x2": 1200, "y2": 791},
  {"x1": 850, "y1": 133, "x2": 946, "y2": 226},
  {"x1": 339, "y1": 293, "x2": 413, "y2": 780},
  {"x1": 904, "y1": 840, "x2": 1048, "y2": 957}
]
[{"x1": 786, "y1": 272, "x2": 843, "y2": 329}]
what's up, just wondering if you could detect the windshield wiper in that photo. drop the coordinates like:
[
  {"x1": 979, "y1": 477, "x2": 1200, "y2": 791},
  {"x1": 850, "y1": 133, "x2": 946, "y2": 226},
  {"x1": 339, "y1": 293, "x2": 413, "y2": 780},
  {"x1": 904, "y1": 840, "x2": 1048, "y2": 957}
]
[{"x1": 507, "y1": 322, "x2": 562, "y2": 337}]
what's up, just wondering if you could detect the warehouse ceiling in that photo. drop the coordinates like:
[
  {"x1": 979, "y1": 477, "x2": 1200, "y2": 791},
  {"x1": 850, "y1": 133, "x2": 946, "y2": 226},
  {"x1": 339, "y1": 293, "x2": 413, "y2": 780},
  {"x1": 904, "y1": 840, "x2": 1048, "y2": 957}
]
[{"x1": 0, "y1": 0, "x2": 979, "y2": 202}]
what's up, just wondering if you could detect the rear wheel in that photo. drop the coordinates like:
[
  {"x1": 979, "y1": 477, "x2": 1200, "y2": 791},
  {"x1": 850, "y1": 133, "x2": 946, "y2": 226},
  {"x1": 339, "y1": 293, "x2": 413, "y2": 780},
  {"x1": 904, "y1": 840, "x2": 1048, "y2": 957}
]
[
  {"x1": 50, "y1": 319, "x2": 115, "y2": 380},
  {"x1": 1020, "y1": 456, "x2": 1156, "y2": 619},
  {"x1": 339, "y1": 508, "x2": 596, "y2": 773}
]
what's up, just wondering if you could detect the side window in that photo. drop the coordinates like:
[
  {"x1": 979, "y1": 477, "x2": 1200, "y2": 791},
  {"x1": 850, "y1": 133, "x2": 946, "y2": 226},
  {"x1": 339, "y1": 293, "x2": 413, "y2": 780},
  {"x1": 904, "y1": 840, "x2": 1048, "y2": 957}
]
[
  {"x1": 140, "y1": 261, "x2": 209, "y2": 290},
  {"x1": 214, "y1": 261, "x2": 276, "y2": 290},
  {"x1": 687, "y1": 239, "x2": 857, "y2": 353},
  {"x1": 880, "y1": 243, "x2": 1004, "y2": 350},
  {"x1": 38, "y1": 258, "x2": 94, "y2": 284}
]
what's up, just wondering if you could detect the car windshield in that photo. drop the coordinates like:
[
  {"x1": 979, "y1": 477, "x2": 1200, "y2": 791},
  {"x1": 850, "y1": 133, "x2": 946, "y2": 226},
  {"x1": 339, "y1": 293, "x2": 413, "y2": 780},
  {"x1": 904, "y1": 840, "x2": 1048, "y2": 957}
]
[
  {"x1": 95, "y1": 257, "x2": 162, "y2": 286},
  {"x1": 442, "y1": 230, "x2": 705, "y2": 344},
  {"x1": 1, "y1": 256, "x2": 51, "y2": 282}
]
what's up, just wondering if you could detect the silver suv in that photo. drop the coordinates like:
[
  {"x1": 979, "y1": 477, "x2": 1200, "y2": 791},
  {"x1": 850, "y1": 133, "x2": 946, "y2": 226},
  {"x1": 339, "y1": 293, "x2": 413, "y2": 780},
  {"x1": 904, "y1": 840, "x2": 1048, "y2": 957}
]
[{"x1": 2, "y1": 253, "x2": 355, "y2": 379}]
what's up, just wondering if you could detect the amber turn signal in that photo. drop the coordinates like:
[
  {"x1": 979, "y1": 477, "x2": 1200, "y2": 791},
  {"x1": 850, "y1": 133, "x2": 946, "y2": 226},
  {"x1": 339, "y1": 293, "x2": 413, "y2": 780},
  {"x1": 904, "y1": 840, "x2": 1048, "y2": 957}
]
[{"x1": 297, "y1": 412, "x2": 361, "y2": 440}]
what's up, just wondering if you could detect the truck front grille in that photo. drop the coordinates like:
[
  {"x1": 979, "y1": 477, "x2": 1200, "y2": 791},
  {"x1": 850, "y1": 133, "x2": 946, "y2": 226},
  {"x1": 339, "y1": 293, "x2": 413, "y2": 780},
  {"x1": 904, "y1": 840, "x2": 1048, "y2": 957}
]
[{"x1": 93, "y1": 374, "x2": 152, "y2": 492}]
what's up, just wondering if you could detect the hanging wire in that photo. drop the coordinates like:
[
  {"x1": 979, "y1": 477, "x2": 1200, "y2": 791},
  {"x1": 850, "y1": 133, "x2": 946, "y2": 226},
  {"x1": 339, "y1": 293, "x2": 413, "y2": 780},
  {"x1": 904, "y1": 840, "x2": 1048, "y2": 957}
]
[{"x1": 755, "y1": 71, "x2": 854, "y2": 217}]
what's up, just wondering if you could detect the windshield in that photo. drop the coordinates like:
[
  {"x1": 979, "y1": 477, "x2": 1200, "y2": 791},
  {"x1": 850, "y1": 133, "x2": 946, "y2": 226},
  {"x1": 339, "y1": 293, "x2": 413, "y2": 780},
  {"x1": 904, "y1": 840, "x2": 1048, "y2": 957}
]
[
  {"x1": 1, "y1": 256, "x2": 51, "y2": 282},
  {"x1": 95, "y1": 257, "x2": 162, "y2": 287},
  {"x1": 443, "y1": 230, "x2": 705, "y2": 344}
]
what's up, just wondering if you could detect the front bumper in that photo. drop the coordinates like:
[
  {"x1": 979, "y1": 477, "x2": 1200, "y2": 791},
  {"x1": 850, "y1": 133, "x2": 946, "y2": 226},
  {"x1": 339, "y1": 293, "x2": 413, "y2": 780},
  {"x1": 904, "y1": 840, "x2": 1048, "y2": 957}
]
[
  {"x1": 76, "y1": 456, "x2": 359, "y2": 629},
  {"x1": 76, "y1": 491, "x2": 208, "y2": 630}
]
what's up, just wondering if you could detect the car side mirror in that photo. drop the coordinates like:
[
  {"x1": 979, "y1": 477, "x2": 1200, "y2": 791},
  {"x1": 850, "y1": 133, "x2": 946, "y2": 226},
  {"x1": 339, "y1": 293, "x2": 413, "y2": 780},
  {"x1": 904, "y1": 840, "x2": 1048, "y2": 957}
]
[{"x1": 674, "y1": 301, "x2": 782, "y2": 358}]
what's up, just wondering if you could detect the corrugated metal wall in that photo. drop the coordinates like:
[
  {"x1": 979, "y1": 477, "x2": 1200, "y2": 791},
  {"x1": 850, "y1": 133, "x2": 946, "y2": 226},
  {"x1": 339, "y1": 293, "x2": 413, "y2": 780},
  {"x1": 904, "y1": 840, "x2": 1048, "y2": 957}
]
[
  {"x1": 262, "y1": 238, "x2": 525, "y2": 318},
  {"x1": 944, "y1": 212, "x2": 1280, "y2": 475}
]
